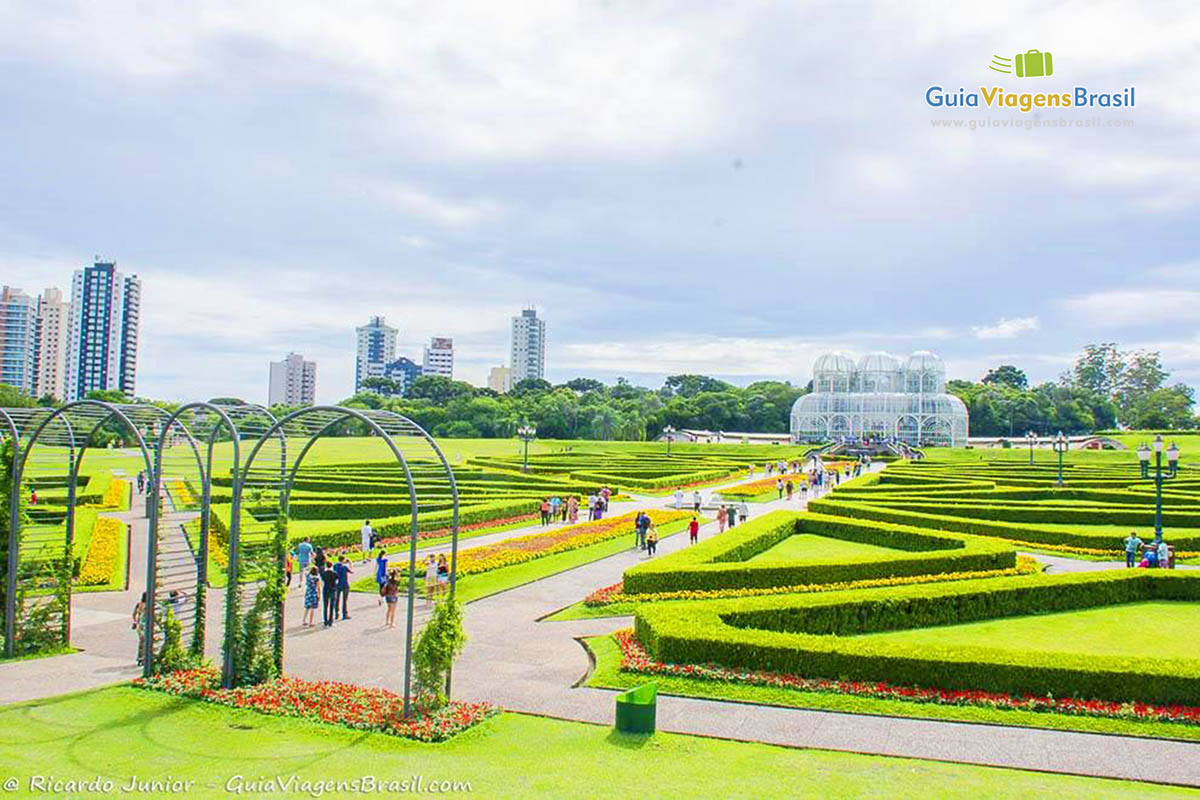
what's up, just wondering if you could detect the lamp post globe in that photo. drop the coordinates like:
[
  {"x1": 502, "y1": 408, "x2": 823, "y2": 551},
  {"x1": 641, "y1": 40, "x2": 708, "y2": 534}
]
[
  {"x1": 663, "y1": 425, "x2": 676, "y2": 457},
  {"x1": 1026, "y1": 431, "x2": 1036, "y2": 466},
  {"x1": 1152, "y1": 434, "x2": 1165, "y2": 544},
  {"x1": 1053, "y1": 431, "x2": 1067, "y2": 487},
  {"x1": 1168, "y1": 441, "x2": 1180, "y2": 477},
  {"x1": 517, "y1": 425, "x2": 537, "y2": 473}
]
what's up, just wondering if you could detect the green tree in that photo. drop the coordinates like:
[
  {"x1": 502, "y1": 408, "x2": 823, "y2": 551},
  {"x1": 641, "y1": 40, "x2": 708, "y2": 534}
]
[{"x1": 982, "y1": 365, "x2": 1028, "y2": 390}]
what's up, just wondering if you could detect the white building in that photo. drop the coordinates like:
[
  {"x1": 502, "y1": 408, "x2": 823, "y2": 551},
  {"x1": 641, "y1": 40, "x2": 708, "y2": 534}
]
[
  {"x1": 66, "y1": 261, "x2": 141, "y2": 400},
  {"x1": 510, "y1": 308, "x2": 545, "y2": 384},
  {"x1": 487, "y1": 365, "x2": 511, "y2": 393},
  {"x1": 355, "y1": 316, "x2": 397, "y2": 392},
  {"x1": 0, "y1": 286, "x2": 36, "y2": 394},
  {"x1": 33, "y1": 287, "x2": 70, "y2": 401},
  {"x1": 268, "y1": 352, "x2": 317, "y2": 406},
  {"x1": 422, "y1": 337, "x2": 454, "y2": 378}
]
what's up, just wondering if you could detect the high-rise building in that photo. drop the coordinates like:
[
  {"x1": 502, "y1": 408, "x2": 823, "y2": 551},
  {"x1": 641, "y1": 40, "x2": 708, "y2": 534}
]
[
  {"x1": 33, "y1": 287, "x2": 71, "y2": 401},
  {"x1": 268, "y1": 352, "x2": 317, "y2": 406},
  {"x1": 66, "y1": 260, "x2": 141, "y2": 401},
  {"x1": 510, "y1": 308, "x2": 545, "y2": 384},
  {"x1": 422, "y1": 337, "x2": 454, "y2": 378},
  {"x1": 383, "y1": 356, "x2": 422, "y2": 396},
  {"x1": 487, "y1": 365, "x2": 511, "y2": 394},
  {"x1": 355, "y1": 316, "x2": 398, "y2": 392},
  {"x1": 0, "y1": 286, "x2": 36, "y2": 393}
]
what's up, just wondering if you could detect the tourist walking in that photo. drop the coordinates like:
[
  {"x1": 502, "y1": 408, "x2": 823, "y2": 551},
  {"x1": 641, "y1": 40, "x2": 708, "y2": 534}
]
[
  {"x1": 568, "y1": 495, "x2": 579, "y2": 523},
  {"x1": 717, "y1": 505, "x2": 727, "y2": 532},
  {"x1": 776, "y1": 478, "x2": 784, "y2": 500},
  {"x1": 587, "y1": 493, "x2": 598, "y2": 521},
  {"x1": 540, "y1": 498, "x2": 551, "y2": 526},
  {"x1": 425, "y1": 554, "x2": 438, "y2": 604},
  {"x1": 1124, "y1": 532, "x2": 1142, "y2": 568},
  {"x1": 437, "y1": 553, "x2": 450, "y2": 596},
  {"x1": 1158, "y1": 539, "x2": 1170, "y2": 569},
  {"x1": 693, "y1": 490, "x2": 701, "y2": 512},
  {"x1": 321, "y1": 562, "x2": 338, "y2": 627},
  {"x1": 600, "y1": 486, "x2": 611, "y2": 511},
  {"x1": 646, "y1": 527, "x2": 658, "y2": 556},
  {"x1": 550, "y1": 495, "x2": 561, "y2": 521},
  {"x1": 727, "y1": 504, "x2": 738, "y2": 528},
  {"x1": 360, "y1": 520, "x2": 374, "y2": 563},
  {"x1": 739, "y1": 501, "x2": 750, "y2": 522},
  {"x1": 297, "y1": 537, "x2": 313, "y2": 574},
  {"x1": 688, "y1": 517, "x2": 699, "y2": 544},
  {"x1": 285, "y1": 550, "x2": 294, "y2": 587},
  {"x1": 673, "y1": 488, "x2": 684, "y2": 509},
  {"x1": 560, "y1": 497, "x2": 569, "y2": 522},
  {"x1": 136, "y1": 471, "x2": 145, "y2": 493},
  {"x1": 786, "y1": 479, "x2": 794, "y2": 501},
  {"x1": 382, "y1": 571, "x2": 400, "y2": 627},
  {"x1": 334, "y1": 556, "x2": 353, "y2": 620},
  {"x1": 303, "y1": 566, "x2": 319, "y2": 627},
  {"x1": 374, "y1": 549, "x2": 388, "y2": 605}
]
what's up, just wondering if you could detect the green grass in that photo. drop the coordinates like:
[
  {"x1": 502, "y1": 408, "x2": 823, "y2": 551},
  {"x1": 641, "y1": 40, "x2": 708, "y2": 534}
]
[
  {"x1": 582, "y1": 633, "x2": 1200, "y2": 743},
  {"x1": 746, "y1": 533, "x2": 902, "y2": 564},
  {"x1": 857, "y1": 601, "x2": 1200, "y2": 659},
  {"x1": 0, "y1": 686, "x2": 1192, "y2": 799},
  {"x1": 351, "y1": 517, "x2": 699, "y2": 602}
]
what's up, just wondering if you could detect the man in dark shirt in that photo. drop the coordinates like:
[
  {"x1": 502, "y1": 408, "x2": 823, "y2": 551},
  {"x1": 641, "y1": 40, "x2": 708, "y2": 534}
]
[
  {"x1": 333, "y1": 556, "x2": 354, "y2": 620},
  {"x1": 321, "y1": 563, "x2": 339, "y2": 627}
]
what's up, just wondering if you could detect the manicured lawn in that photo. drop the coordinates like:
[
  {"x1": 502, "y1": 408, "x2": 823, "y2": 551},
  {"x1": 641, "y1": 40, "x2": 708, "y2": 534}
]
[
  {"x1": 746, "y1": 533, "x2": 902, "y2": 564},
  {"x1": 0, "y1": 686, "x2": 1191, "y2": 799},
  {"x1": 857, "y1": 601, "x2": 1200, "y2": 659},
  {"x1": 582, "y1": 634, "x2": 1200, "y2": 743}
]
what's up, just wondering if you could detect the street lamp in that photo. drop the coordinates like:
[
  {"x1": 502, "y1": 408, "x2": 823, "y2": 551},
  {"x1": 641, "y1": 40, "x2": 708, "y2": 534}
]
[
  {"x1": 1147, "y1": 434, "x2": 1179, "y2": 545},
  {"x1": 517, "y1": 425, "x2": 537, "y2": 473},
  {"x1": 1026, "y1": 431, "x2": 1036, "y2": 466},
  {"x1": 1168, "y1": 441, "x2": 1180, "y2": 478},
  {"x1": 1052, "y1": 431, "x2": 1067, "y2": 487},
  {"x1": 1137, "y1": 441, "x2": 1151, "y2": 479},
  {"x1": 663, "y1": 425, "x2": 676, "y2": 457}
]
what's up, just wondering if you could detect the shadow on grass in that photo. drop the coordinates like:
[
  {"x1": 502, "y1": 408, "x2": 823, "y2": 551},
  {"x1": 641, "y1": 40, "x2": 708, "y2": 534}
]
[{"x1": 605, "y1": 729, "x2": 655, "y2": 749}]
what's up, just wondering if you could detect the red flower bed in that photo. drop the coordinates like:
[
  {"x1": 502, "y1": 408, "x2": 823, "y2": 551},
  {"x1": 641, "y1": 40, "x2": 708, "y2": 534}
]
[
  {"x1": 134, "y1": 667, "x2": 498, "y2": 742},
  {"x1": 614, "y1": 630, "x2": 1200, "y2": 727},
  {"x1": 325, "y1": 513, "x2": 539, "y2": 559}
]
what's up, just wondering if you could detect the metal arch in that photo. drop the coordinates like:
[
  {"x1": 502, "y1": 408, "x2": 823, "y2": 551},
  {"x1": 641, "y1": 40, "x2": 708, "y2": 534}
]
[{"x1": 142, "y1": 401, "x2": 240, "y2": 675}]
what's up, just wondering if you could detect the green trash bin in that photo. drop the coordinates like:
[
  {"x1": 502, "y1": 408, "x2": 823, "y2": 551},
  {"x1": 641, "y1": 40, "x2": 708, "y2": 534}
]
[{"x1": 615, "y1": 683, "x2": 657, "y2": 733}]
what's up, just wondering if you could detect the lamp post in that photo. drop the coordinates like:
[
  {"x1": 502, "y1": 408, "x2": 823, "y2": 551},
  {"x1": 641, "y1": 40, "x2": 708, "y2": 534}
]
[
  {"x1": 1053, "y1": 431, "x2": 1067, "y2": 487},
  {"x1": 1152, "y1": 434, "x2": 1167, "y2": 544},
  {"x1": 1168, "y1": 441, "x2": 1180, "y2": 478},
  {"x1": 517, "y1": 425, "x2": 537, "y2": 473},
  {"x1": 1026, "y1": 431, "x2": 1036, "y2": 466},
  {"x1": 663, "y1": 425, "x2": 676, "y2": 457}
]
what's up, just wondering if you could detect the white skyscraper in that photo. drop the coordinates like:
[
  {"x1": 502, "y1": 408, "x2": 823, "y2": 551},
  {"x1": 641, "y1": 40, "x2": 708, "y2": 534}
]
[
  {"x1": 355, "y1": 316, "x2": 398, "y2": 392},
  {"x1": 510, "y1": 308, "x2": 545, "y2": 384},
  {"x1": 487, "y1": 365, "x2": 511, "y2": 394},
  {"x1": 268, "y1": 352, "x2": 317, "y2": 406},
  {"x1": 422, "y1": 337, "x2": 454, "y2": 378},
  {"x1": 33, "y1": 287, "x2": 70, "y2": 401},
  {"x1": 66, "y1": 260, "x2": 141, "y2": 401},
  {"x1": 0, "y1": 286, "x2": 36, "y2": 394}
]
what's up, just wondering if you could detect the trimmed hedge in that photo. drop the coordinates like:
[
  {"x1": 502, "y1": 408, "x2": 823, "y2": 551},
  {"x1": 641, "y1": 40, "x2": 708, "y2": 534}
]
[
  {"x1": 635, "y1": 570, "x2": 1200, "y2": 706},
  {"x1": 622, "y1": 510, "x2": 1015, "y2": 594}
]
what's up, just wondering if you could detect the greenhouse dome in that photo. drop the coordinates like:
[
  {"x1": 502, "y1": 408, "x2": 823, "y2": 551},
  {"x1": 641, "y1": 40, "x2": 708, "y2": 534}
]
[{"x1": 792, "y1": 350, "x2": 968, "y2": 447}]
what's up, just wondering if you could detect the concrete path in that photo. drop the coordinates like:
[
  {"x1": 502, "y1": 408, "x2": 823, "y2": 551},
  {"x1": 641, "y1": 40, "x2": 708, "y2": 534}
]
[{"x1": 6, "y1": 465, "x2": 1200, "y2": 788}]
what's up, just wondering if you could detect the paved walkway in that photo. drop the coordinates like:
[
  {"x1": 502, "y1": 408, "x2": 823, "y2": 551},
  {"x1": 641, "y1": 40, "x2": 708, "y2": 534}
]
[{"x1": 6, "y1": 466, "x2": 1200, "y2": 787}]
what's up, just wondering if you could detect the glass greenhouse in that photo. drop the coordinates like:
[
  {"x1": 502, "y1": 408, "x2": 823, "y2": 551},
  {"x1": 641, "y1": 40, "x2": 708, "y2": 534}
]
[{"x1": 791, "y1": 351, "x2": 969, "y2": 447}]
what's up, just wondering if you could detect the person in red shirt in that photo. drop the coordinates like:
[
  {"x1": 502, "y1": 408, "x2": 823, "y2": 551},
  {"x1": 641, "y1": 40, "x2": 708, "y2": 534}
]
[{"x1": 688, "y1": 517, "x2": 700, "y2": 544}]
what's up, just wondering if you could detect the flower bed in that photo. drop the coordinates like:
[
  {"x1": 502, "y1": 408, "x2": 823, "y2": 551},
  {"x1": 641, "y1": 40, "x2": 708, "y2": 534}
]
[
  {"x1": 586, "y1": 555, "x2": 1039, "y2": 606},
  {"x1": 613, "y1": 629, "x2": 1200, "y2": 727},
  {"x1": 717, "y1": 476, "x2": 796, "y2": 499},
  {"x1": 324, "y1": 513, "x2": 539, "y2": 559},
  {"x1": 78, "y1": 518, "x2": 125, "y2": 585},
  {"x1": 455, "y1": 510, "x2": 689, "y2": 576},
  {"x1": 102, "y1": 477, "x2": 130, "y2": 510},
  {"x1": 134, "y1": 667, "x2": 498, "y2": 742}
]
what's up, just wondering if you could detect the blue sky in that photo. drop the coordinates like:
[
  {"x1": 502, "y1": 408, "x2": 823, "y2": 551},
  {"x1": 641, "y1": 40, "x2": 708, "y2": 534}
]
[{"x1": 1, "y1": 1, "x2": 1197, "y2": 403}]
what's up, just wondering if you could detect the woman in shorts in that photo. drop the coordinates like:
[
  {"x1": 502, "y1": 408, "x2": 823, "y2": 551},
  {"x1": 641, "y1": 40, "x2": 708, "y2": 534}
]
[{"x1": 382, "y1": 570, "x2": 400, "y2": 628}]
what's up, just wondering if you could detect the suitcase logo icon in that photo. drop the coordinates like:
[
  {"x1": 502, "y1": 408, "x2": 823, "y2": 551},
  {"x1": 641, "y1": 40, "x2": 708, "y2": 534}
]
[{"x1": 989, "y1": 50, "x2": 1054, "y2": 78}]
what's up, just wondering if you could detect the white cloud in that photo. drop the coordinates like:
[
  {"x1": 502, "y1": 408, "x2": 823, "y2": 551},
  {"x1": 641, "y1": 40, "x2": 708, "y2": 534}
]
[
  {"x1": 971, "y1": 317, "x2": 1040, "y2": 340},
  {"x1": 1064, "y1": 289, "x2": 1200, "y2": 326}
]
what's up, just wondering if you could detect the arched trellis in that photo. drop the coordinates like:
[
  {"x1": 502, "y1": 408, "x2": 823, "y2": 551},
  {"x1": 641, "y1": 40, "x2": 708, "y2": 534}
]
[
  {"x1": 2, "y1": 401, "x2": 163, "y2": 658},
  {"x1": 230, "y1": 406, "x2": 458, "y2": 714},
  {"x1": 141, "y1": 402, "x2": 285, "y2": 674}
]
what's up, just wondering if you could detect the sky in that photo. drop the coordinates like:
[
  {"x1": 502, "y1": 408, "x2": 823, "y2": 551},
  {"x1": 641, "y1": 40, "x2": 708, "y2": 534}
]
[{"x1": 1, "y1": 1, "x2": 1198, "y2": 404}]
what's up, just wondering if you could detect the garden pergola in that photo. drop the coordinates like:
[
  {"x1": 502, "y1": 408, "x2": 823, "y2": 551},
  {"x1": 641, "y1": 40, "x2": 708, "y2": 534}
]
[{"x1": 0, "y1": 401, "x2": 458, "y2": 717}]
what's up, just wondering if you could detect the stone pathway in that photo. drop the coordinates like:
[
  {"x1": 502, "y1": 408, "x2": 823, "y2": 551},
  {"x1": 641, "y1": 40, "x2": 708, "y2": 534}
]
[{"x1": 6, "y1": 465, "x2": 1200, "y2": 787}]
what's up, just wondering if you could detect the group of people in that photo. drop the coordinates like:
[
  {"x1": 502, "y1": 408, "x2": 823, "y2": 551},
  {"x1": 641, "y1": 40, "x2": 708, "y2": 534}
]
[
  {"x1": 1123, "y1": 533, "x2": 1174, "y2": 569},
  {"x1": 298, "y1": 543, "x2": 355, "y2": 628},
  {"x1": 537, "y1": 488, "x2": 612, "y2": 526},
  {"x1": 715, "y1": 502, "x2": 750, "y2": 532}
]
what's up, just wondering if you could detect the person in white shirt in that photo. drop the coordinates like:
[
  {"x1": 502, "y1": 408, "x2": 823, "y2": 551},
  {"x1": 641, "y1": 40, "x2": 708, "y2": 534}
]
[
  {"x1": 673, "y1": 488, "x2": 684, "y2": 509},
  {"x1": 361, "y1": 520, "x2": 374, "y2": 563},
  {"x1": 692, "y1": 490, "x2": 702, "y2": 512}
]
